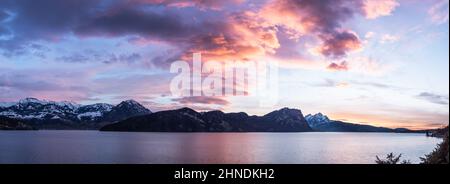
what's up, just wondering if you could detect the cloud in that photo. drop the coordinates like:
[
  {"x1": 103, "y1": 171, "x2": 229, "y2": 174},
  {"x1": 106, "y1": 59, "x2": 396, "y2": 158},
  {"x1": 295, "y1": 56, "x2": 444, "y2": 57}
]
[
  {"x1": 362, "y1": 0, "x2": 399, "y2": 19},
  {"x1": 416, "y1": 92, "x2": 449, "y2": 105},
  {"x1": 0, "y1": 65, "x2": 174, "y2": 103},
  {"x1": 103, "y1": 53, "x2": 142, "y2": 64},
  {"x1": 364, "y1": 31, "x2": 375, "y2": 39},
  {"x1": 0, "y1": 0, "x2": 101, "y2": 55},
  {"x1": 0, "y1": 9, "x2": 10, "y2": 22},
  {"x1": 172, "y1": 96, "x2": 230, "y2": 105},
  {"x1": 428, "y1": 0, "x2": 449, "y2": 25},
  {"x1": 259, "y1": 0, "x2": 358, "y2": 34},
  {"x1": 183, "y1": 11, "x2": 280, "y2": 62},
  {"x1": 74, "y1": 7, "x2": 194, "y2": 39},
  {"x1": 73, "y1": 3, "x2": 280, "y2": 63},
  {"x1": 380, "y1": 34, "x2": 399, "y2": 43},
  {"x1": 311, "y1": 78, "x2": 404, "y2": 90},
  {"x1": 0, "y1": 25, "x2": 10, "y2": 37},
  {"x1": 1, "y1": 0, "x2": 388, "y2": 65},
  {"x1": 318, "y1": 30, "x2": 362, "y2": 58},
  {"x1": 342, "y1": 56, "x2": 395, "y2": 76},
  {"x1": 0, "y1": 67, "x2": 94, "y2": 102},
  {"x1": 131, "y1": 0, "x2": 245, "y2": 10},
  {"x1": 313, "y1": 79, "x2": 350, "y2": 88},
  {"x1": 350, "y1": 80, "x2": 404, "y2": 90},
  {"x1": 0, "y1": 0, "x2": 401, "y2": 76},
  {"x1": 258, "y1": 0, "x2": 364, "y2": 59},
  {"x1": 57, "y1": 53, "x2": 91, "y2": 63},
  {"x1": 327, "y1": 61, "x2": 349, "y2": 71},
  {"x1": 312, "y1": 78, "x2": 404, "y2": 89},
  {"x1": 56, "y1": 51, "x2": 142, "y2": 64}
]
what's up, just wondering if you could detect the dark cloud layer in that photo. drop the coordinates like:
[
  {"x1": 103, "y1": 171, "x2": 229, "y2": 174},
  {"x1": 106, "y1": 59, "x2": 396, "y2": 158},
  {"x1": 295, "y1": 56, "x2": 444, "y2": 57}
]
[
  {"x1": 172, "y1": 96, "x2": 230, "y2": 105},
  {"x1": 0, "y1": 0, "x2": 389, "y2": 63},
  {"x1": 0, "y1": 0, "x2": 100, "y2": 55},
  {"x1": 75, "y1": 7, "x2": 191, "y2": 39},
  {"x1": 417, "y1": 92, "x2": 449, "y2": 105},
  {"x1": 131, "y1": 0, "x2": 244, "y2": 10},
  {"x1": 285, "y1": 0, "x2": 357, "y2": 33}
]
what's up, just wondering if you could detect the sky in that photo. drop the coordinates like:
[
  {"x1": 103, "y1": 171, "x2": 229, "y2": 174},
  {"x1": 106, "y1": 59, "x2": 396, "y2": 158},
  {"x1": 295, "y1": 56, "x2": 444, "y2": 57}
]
[{"x1": 0, "y1": 0, "x2": 448, "y2": 129}]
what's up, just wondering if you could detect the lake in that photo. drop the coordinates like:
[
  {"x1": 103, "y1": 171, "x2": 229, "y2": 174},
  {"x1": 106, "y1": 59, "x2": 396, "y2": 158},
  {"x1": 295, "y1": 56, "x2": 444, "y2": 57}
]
[{"x1": 0, "y1": 130, "x2": 441, "y2": 164}]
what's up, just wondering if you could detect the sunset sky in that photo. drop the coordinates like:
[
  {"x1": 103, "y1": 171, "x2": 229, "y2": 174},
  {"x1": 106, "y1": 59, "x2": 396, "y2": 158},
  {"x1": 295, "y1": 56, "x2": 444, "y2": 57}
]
[{"x1": 0, "y1": 0, "x2": 448, "y2": 129}]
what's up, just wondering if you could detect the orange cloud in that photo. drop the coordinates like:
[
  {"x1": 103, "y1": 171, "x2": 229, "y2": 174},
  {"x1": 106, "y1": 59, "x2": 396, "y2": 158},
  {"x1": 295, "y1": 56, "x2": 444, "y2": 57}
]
[{"x1": 184, "y1": 11, "x2": 280, "y2": 62}]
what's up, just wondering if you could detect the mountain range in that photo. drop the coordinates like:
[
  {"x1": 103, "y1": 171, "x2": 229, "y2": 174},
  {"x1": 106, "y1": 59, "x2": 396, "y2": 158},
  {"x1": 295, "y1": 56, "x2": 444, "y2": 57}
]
[
  {"x1": 0, "y1": 98, "x2": 151, "y2": 129},
  {"x1": 305, "y1": 113, "x2": 411, "y2": 132},
  {"x1": 1, "y1": 98, "x2": 417, "y2": 132},
  {"x1": 101, "y1": 107, "x2": 312, "y2": 132},
  {"x1": 101, "y1": 107, "x2": 414, "y2": 133}
]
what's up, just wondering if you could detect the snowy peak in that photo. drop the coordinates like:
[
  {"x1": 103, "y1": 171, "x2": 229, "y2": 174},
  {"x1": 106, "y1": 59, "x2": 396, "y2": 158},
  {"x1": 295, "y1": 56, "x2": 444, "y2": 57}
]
[
  {"x1": 16, "y1": 98, "x2": 80, "y2": 110},
  {"x1": 18, "y1": 97, "x2": 46, "y2": 104},
  {"x1": 305, "y1": 112, "x2": 330, "y2": 122},
  {"x1": 76, "y1": 103, "x2": 113, "y2": 113},
  {"x1": 101, "y1": 100, "x2": 151, "y2": 122},
  {"x1": 54, "y1": 101, "x2": 81, "y2": 109},
  {"x1": 0, "y1": 98, "x2": 151, "y2": 124},
  {"x1": 75, "y1": 103, "x2": 114, "y2": 121},
  {"x1": 305, "y1": 112, "x2": 331, "y2": 128},
  {"x1": 119, "y1": 99, "x2": 140, "y2": 106},
  {"x1": 115, "y1": 100, "x2": 150, "y2": 114}
]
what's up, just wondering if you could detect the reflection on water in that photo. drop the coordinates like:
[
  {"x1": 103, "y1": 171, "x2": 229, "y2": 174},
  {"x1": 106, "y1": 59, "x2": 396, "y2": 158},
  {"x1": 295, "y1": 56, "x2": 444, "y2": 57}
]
[{"x1": 0, "y1": 130, "x2": 441, "y2": 164}]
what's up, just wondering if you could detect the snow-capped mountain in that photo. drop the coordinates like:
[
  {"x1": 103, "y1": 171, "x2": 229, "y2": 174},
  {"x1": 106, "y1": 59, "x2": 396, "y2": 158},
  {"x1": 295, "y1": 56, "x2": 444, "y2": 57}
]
[
  {"x1": 0, "y1": 98, "x2": 151, "y2": 129},
  {"x1": 76, "y1": 103, "x2": 114, "y2": 121},
  {"x1": 305, "y1": 113, "x2": 331, "y2": 128},
  {"x1": 0, "y1": 98, "x2": 81, "y2": 120},
  {"x1": 102, "y1": 100, "x2": 150, "y2": 122},
  {"x1": 305, "y1": 112, "x2": 407, "y2": 132}
]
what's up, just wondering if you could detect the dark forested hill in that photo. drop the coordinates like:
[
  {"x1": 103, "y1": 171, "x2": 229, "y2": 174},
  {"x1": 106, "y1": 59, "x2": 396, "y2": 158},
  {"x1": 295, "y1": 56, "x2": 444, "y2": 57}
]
[{"x1": 100, "y1": 107, "x2": 312, "y2": 132}]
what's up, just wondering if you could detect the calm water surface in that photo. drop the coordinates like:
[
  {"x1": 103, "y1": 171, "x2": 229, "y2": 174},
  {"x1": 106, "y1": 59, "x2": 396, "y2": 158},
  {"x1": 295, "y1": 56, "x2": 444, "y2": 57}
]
[{"x1": 0, "y1": 130, "x2": 441, "y2": 164}]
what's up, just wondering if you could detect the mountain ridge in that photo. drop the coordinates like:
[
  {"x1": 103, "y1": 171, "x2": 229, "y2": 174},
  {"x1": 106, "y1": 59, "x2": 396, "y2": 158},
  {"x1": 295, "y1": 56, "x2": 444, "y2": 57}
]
[
  {"x1": 100, "y1": 107, "x2": 312, "y2": 132},
  {"x1": 0, "y1": 98, "x2": 151, "y2": 129},
  {"x1": 0, "y1": 116, "x2": 36, "y2": 130},
  {"x1": 305, "y1": 112, "x2": 415, "y2": 132},
  {"x1": 0, "y1": 98, "x2": 423, "y2": 132}
]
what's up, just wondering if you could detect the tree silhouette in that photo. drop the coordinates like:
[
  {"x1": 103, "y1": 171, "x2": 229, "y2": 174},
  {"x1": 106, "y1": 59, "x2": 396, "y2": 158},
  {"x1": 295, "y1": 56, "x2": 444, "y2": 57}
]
[
  {"x1": 375, "y1": 153, "x2": 411, "y2": 164},
  {"x1": 421, "y1": 132, "x2": 449, "y2": 164}
]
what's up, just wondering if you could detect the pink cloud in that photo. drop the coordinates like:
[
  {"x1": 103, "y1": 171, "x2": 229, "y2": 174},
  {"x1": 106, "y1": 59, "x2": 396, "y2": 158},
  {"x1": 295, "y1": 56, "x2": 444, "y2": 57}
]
[
  {"x1": 362, "y1": 0, "x2": 399, "y2": 19},
  {"x1": 327, "y1": 61, "x2": 349, "y2": 71},
  {"x1": 172, "y1": 96, "x2": 230, "y2": 105},
  {"x1": 258, "y1": 0, "x2": 364, "y2": 59},
  {"x1": 127, "y1": 0, "x2": 245, "y2": 10},
  {"x1": 428, "y1": 0, "x2": 449, "y2": 25}
]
